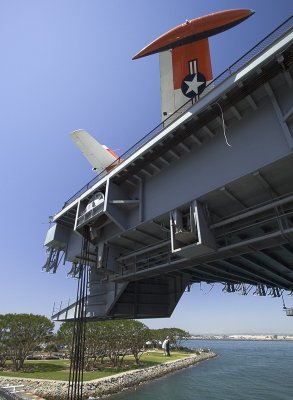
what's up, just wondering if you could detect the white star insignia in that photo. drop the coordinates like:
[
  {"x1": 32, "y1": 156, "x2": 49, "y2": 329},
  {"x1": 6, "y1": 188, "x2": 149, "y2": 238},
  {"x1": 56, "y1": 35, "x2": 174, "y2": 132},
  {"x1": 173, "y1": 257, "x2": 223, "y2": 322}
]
[{"x1": 184, "y1": 74, "x2": 205, "y2": 95}]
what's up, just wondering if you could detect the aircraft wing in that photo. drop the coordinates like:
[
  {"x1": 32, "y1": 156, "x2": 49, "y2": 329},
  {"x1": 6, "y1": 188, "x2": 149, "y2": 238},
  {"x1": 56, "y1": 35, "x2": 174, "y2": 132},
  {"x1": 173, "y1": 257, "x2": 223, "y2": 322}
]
[{"x1": 70, "y1": 129, "x2": 118, "y2": 173}]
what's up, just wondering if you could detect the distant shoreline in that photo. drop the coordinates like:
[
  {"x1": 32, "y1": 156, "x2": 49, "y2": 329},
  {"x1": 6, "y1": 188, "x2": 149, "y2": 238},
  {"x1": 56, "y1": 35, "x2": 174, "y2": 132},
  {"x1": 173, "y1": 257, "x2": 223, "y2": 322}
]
[{"x1": 189, "y1": 335, "x2": 293, "y2": 341}]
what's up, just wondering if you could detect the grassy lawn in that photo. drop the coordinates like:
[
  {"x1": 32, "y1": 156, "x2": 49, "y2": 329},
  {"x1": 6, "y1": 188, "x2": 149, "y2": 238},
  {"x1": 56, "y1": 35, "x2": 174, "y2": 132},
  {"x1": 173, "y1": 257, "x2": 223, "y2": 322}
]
[{"x1": 0, "y1": 351, "x2": 192, "y2": 381}]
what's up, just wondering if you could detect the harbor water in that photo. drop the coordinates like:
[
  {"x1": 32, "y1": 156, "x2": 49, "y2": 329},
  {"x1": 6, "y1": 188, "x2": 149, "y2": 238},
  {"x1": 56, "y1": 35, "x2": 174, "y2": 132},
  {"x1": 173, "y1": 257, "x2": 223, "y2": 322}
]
[{"x1": 110, "y1": 339, "x2": 293, "y2": 400}]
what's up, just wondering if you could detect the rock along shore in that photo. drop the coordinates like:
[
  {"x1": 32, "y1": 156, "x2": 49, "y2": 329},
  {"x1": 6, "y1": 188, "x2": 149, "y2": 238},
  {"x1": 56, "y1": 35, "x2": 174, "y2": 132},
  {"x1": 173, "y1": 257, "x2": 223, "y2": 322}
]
[{"x1": 0, "y1": 351, "x2": 216, "y2": 400}]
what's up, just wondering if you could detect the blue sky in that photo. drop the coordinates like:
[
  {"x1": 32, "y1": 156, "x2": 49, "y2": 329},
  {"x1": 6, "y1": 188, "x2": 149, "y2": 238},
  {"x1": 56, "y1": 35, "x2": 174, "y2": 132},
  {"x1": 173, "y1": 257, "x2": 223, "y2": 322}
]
[{"x1": 0, "y1": 0, "x2": 292, "y2": 334}]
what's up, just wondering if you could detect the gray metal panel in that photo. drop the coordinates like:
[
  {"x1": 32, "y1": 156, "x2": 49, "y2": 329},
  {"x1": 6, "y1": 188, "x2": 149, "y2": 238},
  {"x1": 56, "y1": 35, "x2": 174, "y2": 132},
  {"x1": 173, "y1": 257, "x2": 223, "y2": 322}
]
[
  {"x1": 44, "y1": 224, "x2": 70, "y2": 249},
  {"x1": 143, "y1": 99, "x2": 292, "y2": 221}
]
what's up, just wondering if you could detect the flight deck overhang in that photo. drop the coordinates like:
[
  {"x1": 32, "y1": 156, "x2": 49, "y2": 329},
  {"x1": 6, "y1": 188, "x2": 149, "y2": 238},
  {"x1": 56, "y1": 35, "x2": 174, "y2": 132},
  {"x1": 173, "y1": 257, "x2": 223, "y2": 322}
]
[
  {"x1": 45, "y1": 17, "x2": 293, "y2": 321},
  {"x1": 53, "y1": 23, "x2": 293, "y2": 226}
]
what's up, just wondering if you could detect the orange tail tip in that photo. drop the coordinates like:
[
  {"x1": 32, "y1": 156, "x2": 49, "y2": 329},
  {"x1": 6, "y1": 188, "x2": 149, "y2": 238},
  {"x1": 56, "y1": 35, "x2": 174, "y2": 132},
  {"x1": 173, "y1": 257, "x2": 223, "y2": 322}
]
[
  {"x1": 102, "y1": 145, "x2": 119, "y2": 160},
  {"x1": 102, "y1": 145, "x2": 122, "y2": 172}
]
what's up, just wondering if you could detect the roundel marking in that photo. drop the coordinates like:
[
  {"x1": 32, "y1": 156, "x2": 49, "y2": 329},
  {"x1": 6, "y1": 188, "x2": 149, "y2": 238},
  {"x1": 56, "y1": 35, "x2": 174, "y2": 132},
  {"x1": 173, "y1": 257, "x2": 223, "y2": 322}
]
[{"x1": 181, "y1": 72, "x2": 207, "y2": 98}]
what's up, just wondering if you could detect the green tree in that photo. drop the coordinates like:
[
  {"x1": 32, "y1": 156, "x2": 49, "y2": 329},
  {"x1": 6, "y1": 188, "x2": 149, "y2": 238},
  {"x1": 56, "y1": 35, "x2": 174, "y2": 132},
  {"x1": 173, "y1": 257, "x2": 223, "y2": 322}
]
[
  {"x1": 103, "y1": 320, "x2": 128, "y2": 367},
  {"x1": 117, "y1": 320, "x2": 150, "y2": 365},
  {"x1": 57, "y1": 321, "x2": 113, "y2": 370},
  {"x1": 57, "y1": 320, "x2": 188, "y2": 370},
  {"x1": 150, "y1": 327, "x2": 190, "y2": 350},
  {"x1": 149, "y1": 328, "x2": 170, "y2": 348},
  {"x1": 89, "y1": 320, "x2": 149, "y2": 368},
  {"x1": 167, "y1": 328, "x2": 191, "y2": 349},
  {"x1": 84, "y1": 321, "x2": 110, "y2": 370},
  {"x1": 0, "y1": 315, "x2": 9, "y2": 368},
  {"x1": 44, "y1": 341, "x2": 59, "y2": 354},
  {"x1": 5, "y1": 314, "x2": 54, "y2": 370},
  {"x1": 56, "y1": 321, "x2": 74, "y2": 350}
]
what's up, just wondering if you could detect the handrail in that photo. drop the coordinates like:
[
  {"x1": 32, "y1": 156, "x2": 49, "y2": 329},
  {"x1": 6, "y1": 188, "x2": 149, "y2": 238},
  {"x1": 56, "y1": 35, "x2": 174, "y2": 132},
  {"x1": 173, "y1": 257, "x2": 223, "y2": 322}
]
[{"x1": 62, "y1": 15, "x2": 292, "y2": 209}]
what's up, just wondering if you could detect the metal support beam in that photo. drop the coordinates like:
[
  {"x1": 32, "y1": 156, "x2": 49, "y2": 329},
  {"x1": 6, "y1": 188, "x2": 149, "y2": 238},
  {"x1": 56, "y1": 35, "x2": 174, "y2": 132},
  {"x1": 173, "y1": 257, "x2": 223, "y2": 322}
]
[
  {"x1": 134, "y1": 227, "x2": 163, "y2": 241},
  {"x1": 187, "y1": 265, "x2": 238, "y2": 283},
  {"x1": 168, "y1": 149, "x2": 180, "y2": 159},
  {"x1": 264, "y1": 82, "x2": 293, "y2": 149},
  {"x1": 231, "y1": 105, "x2": 242, "y2": 120},
  {"x1": 205, "y1": 261, "x2": 259, "y2": 284},
  {"x1": 150, "y1": 163, "x2": 161, "y2": 173},
  {"x1": 217, "y1": 258, "x2": 277, "y2": 286},
  {"x1": 119, "y1": 234, "x2": 146, "y2": 246},
  {"x1": 246, "y1": 94, "x2": 258, "y2": 110},
  {"x1": 141, "y1": 168, "x2": 152, "y2": 178},
  {"x1": 159, "y1": 156, "x2": 170, "y2": 166},
  {"x1": 210, "y1": 193, "x2": 293, "y2": 229},
  {"x1": 179, "y1": 142, "x2": 191, "y2": 152},
  {"x1": 283, "y1": 105, "x2": 293, "y2": 122},
  {"x1": 219, "y1": 186, "x2": 247, "y2": 209},
  {"x1": 190, "y1": 134, "x2": 202, "y2": 145},
  {"x1": 202, "y1": 125, "x2": 214, "y2": 138},
  {"x1": 117, "y1": 240, "x2": 170, "y2": 262},
  {"x1": 284, "y1": 69, "x2": 293, "y2": 88},
  {"x1": 258, "y1": 250, "x2": 293, "y2": 273},
  {"x1": 252, "y1": 171, "x2": 278, "y2": 197},
  {"x1": 239, "y1": 254, "x2": 293, "y2": 287}
]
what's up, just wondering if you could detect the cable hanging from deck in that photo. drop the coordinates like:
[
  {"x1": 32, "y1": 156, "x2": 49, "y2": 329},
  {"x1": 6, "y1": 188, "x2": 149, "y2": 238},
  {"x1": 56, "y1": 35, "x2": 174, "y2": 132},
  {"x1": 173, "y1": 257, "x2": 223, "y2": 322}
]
[{"x1": 67, "y1": 226, "x2": 90, "y2": 400}]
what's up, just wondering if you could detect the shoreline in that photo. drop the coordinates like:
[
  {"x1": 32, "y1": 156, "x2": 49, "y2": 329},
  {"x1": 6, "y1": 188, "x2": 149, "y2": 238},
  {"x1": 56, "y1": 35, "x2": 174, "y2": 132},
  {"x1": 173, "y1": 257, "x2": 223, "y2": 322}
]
[
  {"x1": 190, "y1": 335, "x2": 293, "y2": 341},
  {"x1": 0, "y1": 352, "x2": 216, "y2": 399}
]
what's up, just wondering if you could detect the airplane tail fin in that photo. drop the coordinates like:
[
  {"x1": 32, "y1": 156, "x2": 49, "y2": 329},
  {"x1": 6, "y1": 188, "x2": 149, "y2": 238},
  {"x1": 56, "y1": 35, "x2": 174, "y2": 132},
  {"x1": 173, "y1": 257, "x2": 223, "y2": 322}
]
[
  {"x1": 160, "y1": 39, "x2": 213, "y2": 120},
  {"x1": 133, "y1": 9, "x2": 254, "y2": 121},
  {"x1": 70, "y1": 129, "x2": 120, "y2": 173}
]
